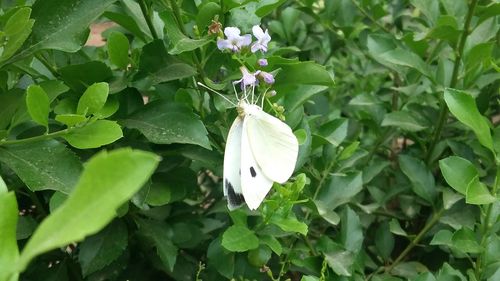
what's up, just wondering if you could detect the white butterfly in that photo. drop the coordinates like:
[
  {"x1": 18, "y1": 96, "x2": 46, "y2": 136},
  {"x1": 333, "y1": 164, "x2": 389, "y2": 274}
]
[{"x1": 198, "y1": 80, "x2": 299, "y2": 210}]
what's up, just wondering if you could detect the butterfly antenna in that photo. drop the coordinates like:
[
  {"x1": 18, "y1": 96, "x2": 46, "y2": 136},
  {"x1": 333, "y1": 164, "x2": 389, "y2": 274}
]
[
  {"x1": 197, "y1": 82, "x2": 237, "y2": 106},
  {"x1": 232, "y1": 81, "x2": 241, "y2": 102}
]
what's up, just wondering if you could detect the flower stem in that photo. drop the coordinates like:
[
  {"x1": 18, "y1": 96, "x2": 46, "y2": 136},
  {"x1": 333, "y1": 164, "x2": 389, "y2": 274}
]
[{"x1": 425, "y1": 0, "x2": 478, "y2": 164}]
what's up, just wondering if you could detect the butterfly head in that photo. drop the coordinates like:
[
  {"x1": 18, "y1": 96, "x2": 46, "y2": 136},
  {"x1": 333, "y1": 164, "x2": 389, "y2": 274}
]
[{"x1": 237, "y1": 100, "x2": 262, "y2": 117}]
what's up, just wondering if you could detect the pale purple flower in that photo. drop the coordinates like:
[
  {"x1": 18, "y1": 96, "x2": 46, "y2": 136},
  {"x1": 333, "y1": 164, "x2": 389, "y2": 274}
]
[
  {"x1": 236, "y1": 66, "x2": 259, "y2": 88},
  {"x1": 258, "y1": 59, "x2": 268, "y2": 66},
  {"x1": 217, "y1": 27, "x2": 252, "y2": 52},
  {"x1": 259, "y1": 71, "x2": 274, "y2": 84},
  {"x1": 251, "y1": 25, "x2": 271, "y2": 53}
]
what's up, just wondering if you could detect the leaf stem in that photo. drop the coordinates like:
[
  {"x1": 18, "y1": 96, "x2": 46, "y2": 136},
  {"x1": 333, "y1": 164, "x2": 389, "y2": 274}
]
[
  {"x1": 385, "y1": 208, "x2": 444, "y2": 273},
  {"x1": 0, "y1": 129, "x2": 70, "y2": 146},
  {"x1": 138, "y1": 0, "x2": 159, "y2": 40},
  {"x1": 425, "y1": 0, "x2": 478, "y2": 163}
]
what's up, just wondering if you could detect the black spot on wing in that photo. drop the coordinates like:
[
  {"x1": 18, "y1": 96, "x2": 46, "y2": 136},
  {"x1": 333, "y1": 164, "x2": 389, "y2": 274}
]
[
  {"x1": 250, "y1": 166, "x2": 256, "y2": 177},
  {"x1": 225, "y1": 178, "x2": 244, "y2": 208}
]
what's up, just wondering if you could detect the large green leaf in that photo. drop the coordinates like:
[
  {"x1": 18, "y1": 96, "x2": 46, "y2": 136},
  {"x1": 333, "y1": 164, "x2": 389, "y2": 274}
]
[
  {"x1": 3, "y1": 0, "x2": 116, "y2": 65},
  {"x1": 121, "y1": 100, "x2": 211, "y2": 149},
  {"x1": 444, "y1": 88, "x2": 493, "y2": 152},
  {"x1": 399, "y1": 155, "x2": 436, "y2": 204},
  {"x1": 0, "y1": 140, "x2": 82, "y2": 194},
  {"x1": 17, "y1": 148, "x2": 160, "y2": 271},
  {"x1": 0, "y1": 192, "x2": 19, "y2": 281}
]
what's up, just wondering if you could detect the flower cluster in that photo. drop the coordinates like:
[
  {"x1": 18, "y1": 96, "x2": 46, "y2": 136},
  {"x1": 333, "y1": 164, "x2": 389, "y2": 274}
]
[
  {"x1": 216, "y1": 25, "x2": 275, "y2": 90},
  {"x1": 217, "y1": 26, "x2": 271, "y2": 54}
]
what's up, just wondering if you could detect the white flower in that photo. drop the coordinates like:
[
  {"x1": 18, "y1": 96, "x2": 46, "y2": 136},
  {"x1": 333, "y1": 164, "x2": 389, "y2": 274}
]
[
  {"x1": 236, "y1": 66, "x2": 259, "y2": 88},
  {"x1": 251, "y1": 25, "x2": 271, "y2": 53},
  {"x1": 217, "y1": 27, "x2": 252, "y2": 52}
]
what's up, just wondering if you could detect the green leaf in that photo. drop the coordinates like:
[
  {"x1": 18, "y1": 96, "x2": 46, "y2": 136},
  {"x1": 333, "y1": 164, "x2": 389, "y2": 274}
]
[
  {"x1": 78, "y1": 220, "x2": 128, "y2": 277},
  {"x1": 25, "y1": 85, "x2": 50, "y2": 128},
  {"x1": 260, "y1": 235, "x2": 282, "y2": 255},
  {"x1": 160, "y1": 10, "x2": 212, "y2": 55},
  {"x1": 207, "y1": 237, "x2": 234, "y2": 278},
  {"x1": 340, "y1": 206, "x2": 363, "y2": 253},
  {"x1": 465, "y1": 176, "x2": 496, "y2": 205},
  {"x1": 316, "y1": 172, "x2": 363, "y2": 210},
  {"x1": 378, "y1": 48, "x2": 434, "y2": 80},
  {"x1": 271, "y1": 59, "x2": 335, "y2": 86},
  {"x1": 60, "y1": 61, "x2": 112, "y2": 93},
  {"x1": 410, "y1": 0, "x2": 439, "y2": 25},
  {"x1": 135, "y1": 40, "x2": 197, "y2": 86},
  {"x1": 63, "y1": 120, "x2": 123, "y2": 149},
  {"x1": 2, "y1": 0, "x2": 116, "y2": 65},
  {"x1": 196, "y1": 2, "x2": 221, "y2": 30},
  {"x1": 399, "y1": 155, "x2": 436, "y2": 204},
  {"x1": 256, "y1": 0, "x2": 287, "y2": 17},
  {"x1": 316, "y1": 118, "x2": 348, "y2": 147},
  {"x1": 137, "y1": 219, "x2": 178, "y2": 272},
  {"x1": 0, "y1": 175, "x2": 6, "y2": 193},
  {"x1": 0, "y1": 140, "x2": 82, "y2": 194},
  {"x1": 389, "y1": 219, "x2": 408, "y2": 236},
  {"x1": 222, "y1": 225, "x2": 259, "y2": 252},
  {"x1": 439, "y1": 156, "x2": 478, "y2": 195},
  {"x1": 451, "y1": 227, "x2": 482, "y2": 254},
  {"x1": 375, "y1": 221, "x2": 394, "y2": 260},
  {"x1": 77, "y1": 82, "x2": 109, "y2": 116},
  {"x1": 324, "y1": 249, "x2": 355, "y2": 276},
  {"x1": 0, "y1": 8, "x2": 34, "y2": 63},
  {"x1": 247, "y1": 245, "x2": 272, "y2": 267},
  {"x1": 283, "y1": 85, "x2": 329, "y2": 111},
  {"x1": 0, "y1": 192, "x2": 19, "y2": 281},
  {"x1": 270, "y1": 215, "x2": 308, "y2": 235},
  {"x1": 55, "y1": 114, "x2": 87, "y2": 127},
  {"x1": 444, "y1": 88, "x2": 493, "y2": 152},
  {"x1": 107, "y1": 32, "x2": 130, "y2": 69},
  {"x1": 17, "y1": 148, "x2": 160, "y2": 270},
  {"x1": 0, "y1": 89, "x2": 24, "y2": 130},
  {"x1": 121, "y1": 100, "x2": 211, "y2": 149},
  {"x1": 430, "y1": 229, "x2": 453, "y2": 246},
  {"x1": 382, "y1": 111, "x2": 427, "y2": 132}
]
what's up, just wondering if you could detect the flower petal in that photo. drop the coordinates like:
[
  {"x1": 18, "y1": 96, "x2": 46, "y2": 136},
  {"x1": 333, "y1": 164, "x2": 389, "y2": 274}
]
[
  {"x1": 224, "y1": 27, "x2": 241, "y2": 38},
  {"x1": 252, "y1": 25, "x2": 265, "y2": 39}
]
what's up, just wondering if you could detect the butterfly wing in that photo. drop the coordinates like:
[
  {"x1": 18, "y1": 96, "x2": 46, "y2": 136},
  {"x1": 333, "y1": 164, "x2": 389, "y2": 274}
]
[
  {"x1": 223, "y1": 116, "x2": 245, "y2": 210},
  {"x1": 245, "y1": 110, "x2": 299, "y2": 183},
  {"x1": 241, "y1": 116, "x2": 273, "y2": 210}
]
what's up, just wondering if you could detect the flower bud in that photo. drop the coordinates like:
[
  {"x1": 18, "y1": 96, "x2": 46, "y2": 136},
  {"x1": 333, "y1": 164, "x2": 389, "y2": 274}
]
[{"x1": 258, "y1": 59, "x2": 268, "y2": 66}]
